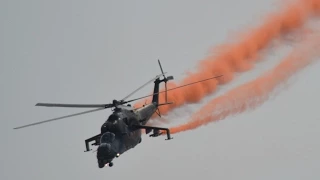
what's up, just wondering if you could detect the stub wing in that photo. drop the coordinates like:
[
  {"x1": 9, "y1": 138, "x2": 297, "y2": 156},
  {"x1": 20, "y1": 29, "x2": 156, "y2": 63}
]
[
  {"x1": 132, "y1": 125, "x2": 173, "y2": 140},
  {"x1": 84, "y1": 134, "x2": 101, "y2": 152}
]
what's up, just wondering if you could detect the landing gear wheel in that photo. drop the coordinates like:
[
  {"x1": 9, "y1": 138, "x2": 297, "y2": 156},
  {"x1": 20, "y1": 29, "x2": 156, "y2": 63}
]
[
  {"x1": 139, "y1": 137, "x2": 142, "y2": 143},
  {"x1": 109, "y1": 162, "x2": 113, "y2": 167}
]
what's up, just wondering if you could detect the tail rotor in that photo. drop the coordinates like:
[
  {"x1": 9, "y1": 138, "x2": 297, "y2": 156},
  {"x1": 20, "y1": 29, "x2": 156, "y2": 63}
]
[{"x1": 158, "y1": 59, "x2": 174, "y2": 103}]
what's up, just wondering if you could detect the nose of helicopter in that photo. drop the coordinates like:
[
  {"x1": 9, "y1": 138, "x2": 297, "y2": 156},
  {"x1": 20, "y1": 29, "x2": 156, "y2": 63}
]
[
  {"x1": 97, "y1": 143, "x2": 113, "y2": 157},
  {"x1": 97, "y1": 143, "x2": 116, "y2": 167}
]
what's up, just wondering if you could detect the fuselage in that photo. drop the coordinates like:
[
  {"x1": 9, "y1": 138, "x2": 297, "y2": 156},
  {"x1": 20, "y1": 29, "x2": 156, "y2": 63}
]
[{"x1": 97, "y1": 103, "x2": 157, "y2": 167}]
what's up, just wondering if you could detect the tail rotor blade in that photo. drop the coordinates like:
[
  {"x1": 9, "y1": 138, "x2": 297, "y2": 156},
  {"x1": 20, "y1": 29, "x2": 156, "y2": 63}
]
[
  {"x1": 158, "y1": 59, "x2": 166, "y2": 78},
  {"x1": 165, "y1": 82, "x2": 168, "y2": 102},
  {"x1": 158, "y1": 59, "x2": 170, "y2": 103}
]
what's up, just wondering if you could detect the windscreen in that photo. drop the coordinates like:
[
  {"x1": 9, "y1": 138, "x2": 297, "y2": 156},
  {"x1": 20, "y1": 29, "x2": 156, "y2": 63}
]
[
  {"x1": 107, "y1": 114, "x2": 120, "y2": 122},
  {"x1": 100, "y1": 132, "x2": 115, "y2": 144}
]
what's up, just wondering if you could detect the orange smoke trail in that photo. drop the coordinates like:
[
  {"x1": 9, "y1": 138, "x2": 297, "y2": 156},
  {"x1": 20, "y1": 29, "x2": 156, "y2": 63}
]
[
  {"x1": 169, "y1": 31, "x2": 320, "y2": 134},
  {"x1": 134, "y1": 0, "x2": 320, "y2": 119}
]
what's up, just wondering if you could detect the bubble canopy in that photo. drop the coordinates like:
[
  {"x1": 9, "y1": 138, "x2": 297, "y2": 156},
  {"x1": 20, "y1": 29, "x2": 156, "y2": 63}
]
[{"x1": 100, "y1": 132, "x2": 115, "y2": 144}]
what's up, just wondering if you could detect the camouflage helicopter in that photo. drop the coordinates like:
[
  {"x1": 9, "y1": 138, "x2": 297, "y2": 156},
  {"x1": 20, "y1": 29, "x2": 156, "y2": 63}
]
[{"x1": 13, "y1": 60, "x2": 222, "y2": 168}]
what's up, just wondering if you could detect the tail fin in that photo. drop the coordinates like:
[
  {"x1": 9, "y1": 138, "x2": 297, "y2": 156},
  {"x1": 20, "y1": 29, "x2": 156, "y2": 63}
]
[{"x1": 152, "y1": 60, "x2": 174, "y2": 104}]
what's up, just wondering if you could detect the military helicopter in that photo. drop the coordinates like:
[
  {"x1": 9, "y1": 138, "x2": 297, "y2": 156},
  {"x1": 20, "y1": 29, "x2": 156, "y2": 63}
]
[{"x1": 13, "y1": 60, "x2": 223, "y2": 168}]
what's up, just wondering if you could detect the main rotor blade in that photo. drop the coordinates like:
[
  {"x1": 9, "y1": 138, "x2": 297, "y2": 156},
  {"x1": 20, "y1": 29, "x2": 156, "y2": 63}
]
[
  {"x1": 120, "y1": 72, "x2": 167, "y2": 101},
  {"x1": 36, "y1": 103, "x2": 112, "y2": 108},
  {"x1": 13, "y1": 107, "x2": 105, "y2": 129},
  {"x1": 125, "y1": 75, "x2": 223, "y2": 103}
]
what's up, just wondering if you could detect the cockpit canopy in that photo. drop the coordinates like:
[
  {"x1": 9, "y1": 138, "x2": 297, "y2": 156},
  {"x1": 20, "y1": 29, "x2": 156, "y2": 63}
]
[
  {"x1": 100, "y1": 132, "x2": 115, "y2": 144},
  {"x1": 107, "y1": 114, "x2": 120, "y2": 122}
]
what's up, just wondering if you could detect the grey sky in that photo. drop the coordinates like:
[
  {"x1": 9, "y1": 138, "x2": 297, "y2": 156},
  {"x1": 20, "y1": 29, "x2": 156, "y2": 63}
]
[{"x1": 1, "y1": 0, "x2": 320, "y2": 179}]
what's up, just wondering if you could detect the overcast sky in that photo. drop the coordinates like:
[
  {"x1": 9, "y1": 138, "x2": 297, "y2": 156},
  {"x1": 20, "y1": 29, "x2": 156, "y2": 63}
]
[{"x1": 1, "y1": 0, "x2": 320, "y2": 179}]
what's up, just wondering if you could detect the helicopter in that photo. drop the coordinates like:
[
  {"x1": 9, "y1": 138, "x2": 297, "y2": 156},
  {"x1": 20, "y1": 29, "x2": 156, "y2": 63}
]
[{"x1": 13, "y1": 60, "x2": 223, "y2": 168}]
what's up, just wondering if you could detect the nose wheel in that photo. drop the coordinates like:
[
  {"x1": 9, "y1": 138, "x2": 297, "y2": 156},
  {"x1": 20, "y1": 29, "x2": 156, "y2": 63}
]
[{"x1": 109, "y1": 162, "x2": 113, "y2": 167}]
